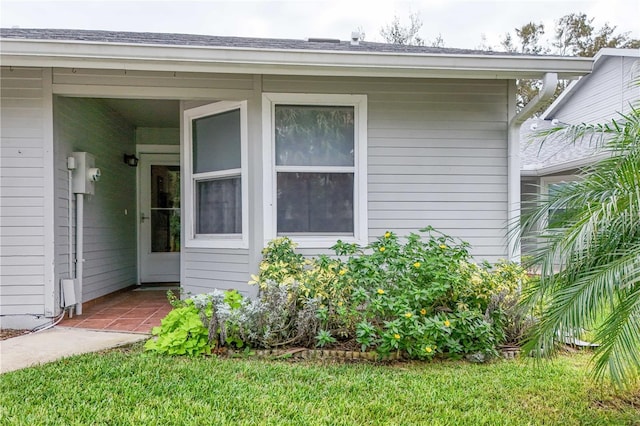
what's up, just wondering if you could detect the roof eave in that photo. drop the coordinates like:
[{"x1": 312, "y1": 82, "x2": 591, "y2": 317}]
[
  {"x1": 520, "y1": 152, "x2": 608, "y2": 177},
  {"x1": 0, "y1": 39, "x2": 594, "y2": 79}
]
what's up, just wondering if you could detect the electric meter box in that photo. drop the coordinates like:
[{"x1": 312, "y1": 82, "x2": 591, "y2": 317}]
[{"x1": 71, "y1": 152, "x2": 101, "y2": 195}]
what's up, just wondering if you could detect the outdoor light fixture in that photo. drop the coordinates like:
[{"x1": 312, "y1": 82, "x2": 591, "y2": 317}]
[{"x1": 123, "y1": 154, "x2": 139, "y2": 167}]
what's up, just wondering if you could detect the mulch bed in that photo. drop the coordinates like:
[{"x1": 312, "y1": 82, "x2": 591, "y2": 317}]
[{"x1": 0, "y1": 329, "x2": 29, "y2": 341}]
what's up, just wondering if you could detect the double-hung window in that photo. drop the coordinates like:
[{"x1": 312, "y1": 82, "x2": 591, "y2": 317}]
[
  {"x1": 262, "y1": 93, "x2": 367, "y2": 247},
  {"x1": 184, "y1": 101, "x2": 248, "y2": 248}
]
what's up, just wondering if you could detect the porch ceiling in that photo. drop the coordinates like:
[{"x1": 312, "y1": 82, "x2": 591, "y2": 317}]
[{"x1": 100, "y1": 98, "x2": 180, "y2": 128}]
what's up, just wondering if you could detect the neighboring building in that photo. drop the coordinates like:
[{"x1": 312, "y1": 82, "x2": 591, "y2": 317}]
[
  {"x1": 520, "y1": 48, "x2": 640, "y2": 255},
  {"x1": 0, "y1": 29, "x2": 592, "y2": 329}
]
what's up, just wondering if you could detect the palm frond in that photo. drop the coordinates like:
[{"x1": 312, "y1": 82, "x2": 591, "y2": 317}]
[{"x1": 519, "y1": 105, "x2": 640, "y2": 388}]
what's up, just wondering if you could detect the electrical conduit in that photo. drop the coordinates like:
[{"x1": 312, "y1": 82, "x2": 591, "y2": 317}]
[{"x1": 75, "y1": 193, "x2": 84, "y2": 315}]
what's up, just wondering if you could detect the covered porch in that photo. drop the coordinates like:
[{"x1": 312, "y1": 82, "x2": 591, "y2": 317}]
[{"x1": 60, "y1": 285, "x2": 176, "y2": 333}]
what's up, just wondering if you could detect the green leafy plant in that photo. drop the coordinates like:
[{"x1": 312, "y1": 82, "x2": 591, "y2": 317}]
[
  {"x1": 334, "y1": 228, "x2": 507, "y2": 360},
  {"x1": 224, "y1": 289, "x2": 243, "y2": 310},
  {"x1": 315, "y1": 330, "x2": 337, "y2": 347},
  {"x1": 355, "y1": 320, "x2": 378, "y2": 352},
  {"x1": 144, "y1": 302, "x2": 211, "y2": 356}
]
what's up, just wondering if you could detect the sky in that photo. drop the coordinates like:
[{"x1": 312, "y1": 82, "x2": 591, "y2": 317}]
[{"x1": 1, "y1": 0, "x2": 638, "y2": 50}]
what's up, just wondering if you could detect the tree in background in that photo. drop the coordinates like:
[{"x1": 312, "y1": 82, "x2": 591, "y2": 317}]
[
  {"x1": 380, "y1": 13, "x2": 445, "y2": 48},
  {"x1": 500, "y1": 22, "x2": 555, "y2": 110},
  {"x1": 500, "y1": 13, "x2": 639, "y2": 111},
  {"x1": 380, "y1": 13, "x2": 425, "y2": 46},
  {"x1": 501, "y1": 22, "x2": 549, "y2": 55},
  {"x1": 380, "y1": 11, "x2": 637, "y2": 111},
  {"x1": 502, "y1": 13, "x2": 639, "y2": 58},
  {"x1": 553, "y1": 13, "x2": 640, "y2": 57}
]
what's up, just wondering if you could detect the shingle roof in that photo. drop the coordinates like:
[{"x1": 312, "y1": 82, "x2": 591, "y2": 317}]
[
  {"x1": 0, "y1": 28, "x2": 524, "y2": 56},
  {"x1": 520, "y1": 118, "x2": 602, "y2": 173}
]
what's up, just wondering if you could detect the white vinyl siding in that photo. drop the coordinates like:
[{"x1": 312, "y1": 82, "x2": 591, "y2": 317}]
[
  {"x1": 52, "y1": 68, "x2": 255, "y2": 99},
  {"x1": 0, "y1": 67, "x2": 54, "y2": 327},
  {"x1": 553, "y1": 56, "x2": 640, "y2": 124},
  {"x1": 182, "y1": 249, "x2": 251, "y2": 296},
  {"x1": 263, "y1": 76, "x2": 509, "y2": 262},
  {"x1": 54, "y1": 96, "x2": 137, "y2": 302}
]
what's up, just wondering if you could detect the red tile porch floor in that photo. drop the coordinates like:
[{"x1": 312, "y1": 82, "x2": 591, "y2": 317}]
[{"x1": 60, "y1": 285, "x2": 176, "y2": 333}]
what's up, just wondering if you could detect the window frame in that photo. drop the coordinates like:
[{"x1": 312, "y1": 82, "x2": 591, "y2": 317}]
[
  {"x1": 262, "y1": 93, "x2": 368, "y2": 248},
  {"x1": 183, "y1": 101, "x2": 249, "y2": 249}
]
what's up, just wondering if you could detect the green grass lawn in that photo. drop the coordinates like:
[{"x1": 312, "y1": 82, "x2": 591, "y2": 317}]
[{"x1": 1, "y1": 344, "x2": 638, "y2": 425}]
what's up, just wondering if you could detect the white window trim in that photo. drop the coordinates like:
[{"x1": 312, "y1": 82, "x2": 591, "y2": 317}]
[
  {"x1": 540, "y1": 174, "x2": 580, "y2": 197},
  {"x1": 262, "y1": 93, "x2": 368, "y2": 248},
  {"x1": 183, "y1": 100, "x2": 249, "y2": 249}
]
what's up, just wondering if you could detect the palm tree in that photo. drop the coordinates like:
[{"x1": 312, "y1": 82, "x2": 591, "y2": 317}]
[{"x1": 520, "y1": 106, "x2": 640, "y2": 388}]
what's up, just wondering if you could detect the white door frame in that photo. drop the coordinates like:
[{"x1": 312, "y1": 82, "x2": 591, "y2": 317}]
[{"x1": 136, "y1": 145, "x2": 180, "y2": 284}]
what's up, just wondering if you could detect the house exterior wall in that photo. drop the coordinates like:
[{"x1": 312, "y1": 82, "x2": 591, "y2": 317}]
[
  {"x1": 553, "y1": 56, "x2": 640, "y2": 124},
  {"x1": 2, "y1": 67, "x2": 511, "y2": 323},
  {"x1": 262, "y1": 75, "x2": 509, "y2": 263},
  {"x1": 53, "y1": 96, "x2": 137, "y2": 303},
  {"x1": 0, "y1": 67, "x2": 55, "y2": 328},
  {"x1": 49, "y1": 67, "x2": 258, "y2": 300},
  {"x1": 179, "y1": 92, "x2": 259, "y2": 298}
]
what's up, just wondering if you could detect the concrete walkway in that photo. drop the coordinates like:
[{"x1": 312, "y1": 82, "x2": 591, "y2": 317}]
[{"x1": 0, "y1": 327, "x2": 148, "y2": 374}]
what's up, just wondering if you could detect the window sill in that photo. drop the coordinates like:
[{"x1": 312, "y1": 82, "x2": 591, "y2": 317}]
[
  {"x1": 269, "y1": 235, "x2": 367, "y2": 249},
  {"x1": 185, "y1": 236, "x2": 248, "y2": 249}
]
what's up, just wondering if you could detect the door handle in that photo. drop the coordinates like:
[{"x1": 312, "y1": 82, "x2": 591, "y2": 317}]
[{"x1": 141, "y1": 213, "x2": 149, "y2": 223}]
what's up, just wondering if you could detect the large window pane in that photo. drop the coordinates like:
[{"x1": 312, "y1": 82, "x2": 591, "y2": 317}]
[
  {"x1": 151, "y1": 210, "x2": 180, "y2": 252},
  {"x1": 151, "y1": 166, "x2": 180, "y2": 208},
  {"x1": 196, "y1": 177, "x2": 242, "y2": 234},
  {"x1": 193, "y1": 109, "x2": 241, "y2": 173},
  {"x1": 277, "y1": 172, "x2": 354, "y2": 233},
  {"x1": 275, "y1": 105, "x2": 354, "y2": 166}
]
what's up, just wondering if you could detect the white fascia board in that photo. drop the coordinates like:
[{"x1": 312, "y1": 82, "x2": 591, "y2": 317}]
[
  {"x1": 593, "y1": 48, "x2": 640, "y2": 61},
  {"x1": 0, "y1": 39, "x2": 593, "y2": 80}
]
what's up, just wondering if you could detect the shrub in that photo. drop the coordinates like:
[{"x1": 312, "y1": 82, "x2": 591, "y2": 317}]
[
  {"x1": 247, "y1": 227, "x2": 521, "y2": 361},
  {"x1": 251, "y1": 237, "x2": 357, "y2": 339},
  {"x1": 151, "y1": 227, "x2": 530, "y2": 362},
  {"x1": 144, "y1": 301, "x2": 211, "y2": 356}
]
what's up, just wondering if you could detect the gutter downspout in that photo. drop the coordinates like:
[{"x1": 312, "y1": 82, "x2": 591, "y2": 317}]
[{"x1": 507, "y1": 72, "x2": 558, "y2": 262}]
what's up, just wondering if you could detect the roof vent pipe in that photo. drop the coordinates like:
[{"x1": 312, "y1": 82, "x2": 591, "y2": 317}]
[{"x1": 351, "y1": 31, "x2": 362, "y2": 46}]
